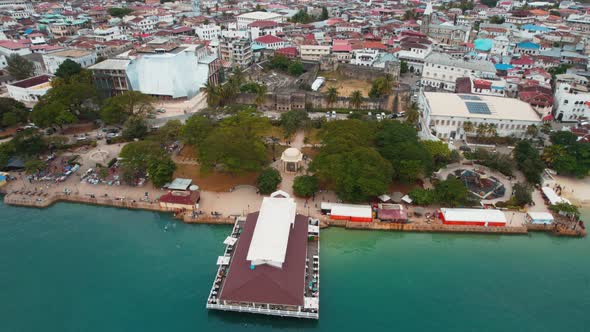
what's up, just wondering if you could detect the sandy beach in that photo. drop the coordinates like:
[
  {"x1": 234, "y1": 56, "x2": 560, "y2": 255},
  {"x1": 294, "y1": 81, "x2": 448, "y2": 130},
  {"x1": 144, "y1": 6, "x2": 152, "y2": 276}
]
[{"x1": 553, "y1": 175, "x2": 590, "y2": 208}]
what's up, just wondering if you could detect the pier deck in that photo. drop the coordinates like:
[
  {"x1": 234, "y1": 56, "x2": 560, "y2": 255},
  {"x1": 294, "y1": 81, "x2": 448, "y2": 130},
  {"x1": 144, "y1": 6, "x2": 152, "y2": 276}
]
[{"x1": 206, "y1": 216, "x2": 320, "y2": 319}]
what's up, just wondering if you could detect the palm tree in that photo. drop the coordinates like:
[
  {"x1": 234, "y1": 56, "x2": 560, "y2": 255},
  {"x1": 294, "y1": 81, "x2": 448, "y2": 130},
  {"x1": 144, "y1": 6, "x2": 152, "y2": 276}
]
[
  {"x1": 486, "y1": 123, "x2": 498, "y2": 137},
  {"x1": 204, "y1": 82, "x2": 219, "y2": 107},
  {"x1": 383, "y1": 74, "x2": 394, "y2": 92},
  {"x1": 476, "y1": 123, "x2": 487, "y2": 138},
  {"x1": 231, "y1": 67, "x2": 245, "y2": 87},
  {"x1": 526, "y1": 124, "x2": 538, "y2": 137},
  {"x1": 405, "y1": 102, "x2": 420, "y2": 126},
  {"x1": 463, "y1": 121, "x2": 474, "y2": 135},
  {"x1": 325, "y1": 87, "x2": 339, "y2": 108},
  {"x1": 254, "y1": 83, "x2": 267, "y2": 108},
  {"x1": 541, "y1": 122, "x2": 552, "y2": 135},
  {"x1": 349, "y1": 90, "x2": 363, "y2": 109}
]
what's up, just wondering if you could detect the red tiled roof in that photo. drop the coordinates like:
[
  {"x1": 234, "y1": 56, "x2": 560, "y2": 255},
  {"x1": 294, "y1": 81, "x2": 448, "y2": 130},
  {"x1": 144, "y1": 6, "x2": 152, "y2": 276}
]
[
  {"x1": 473, "y1": 79, "x2": 492, "y2": 89},
  {"x1": 11, "y1": 75, "x2": 51, "y2": 88},
  {"x1": 219, "y1": 212, "x2": 308, "y2": 306},
  {"x1": 254, "y1": 34, "x2": 284, "y2": 44},
  {"x1": 275, "y1": 46, "x2": 298, "y2": 57}
]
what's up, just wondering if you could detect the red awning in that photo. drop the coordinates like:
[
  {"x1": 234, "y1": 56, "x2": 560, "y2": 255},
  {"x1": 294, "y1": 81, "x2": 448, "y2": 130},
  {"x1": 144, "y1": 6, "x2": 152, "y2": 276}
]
[{"x1": 542, "y1": 114, "x2": 554, "y2": 121}]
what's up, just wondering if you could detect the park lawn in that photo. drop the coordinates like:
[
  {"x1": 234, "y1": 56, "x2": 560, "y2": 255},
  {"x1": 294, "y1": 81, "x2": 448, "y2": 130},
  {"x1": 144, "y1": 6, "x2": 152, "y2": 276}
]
[{"x1": 304, "y1": 128, "x2": 322, "y2": 145}]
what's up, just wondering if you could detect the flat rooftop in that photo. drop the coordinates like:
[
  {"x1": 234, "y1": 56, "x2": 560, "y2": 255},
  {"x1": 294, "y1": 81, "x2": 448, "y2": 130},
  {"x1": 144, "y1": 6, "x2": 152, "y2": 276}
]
[
  {"x1": 89, "y1": 58, "x2": 130, "y2": 71},
  {"x1": 219, "y1": 212, "x2": 308, "y2": 306},
  {"x1": 424, "y1": 92, "x2": 542, "y2": 122},
  {"x1": 49, "y1": 49, "x2": 93, "y2": 58},
  {"x1": 10, "y1": 75, "x2": 51, "y2": 88},
  {"x1": 238, "y1": 11, "x2": 283, "y2": 20}
]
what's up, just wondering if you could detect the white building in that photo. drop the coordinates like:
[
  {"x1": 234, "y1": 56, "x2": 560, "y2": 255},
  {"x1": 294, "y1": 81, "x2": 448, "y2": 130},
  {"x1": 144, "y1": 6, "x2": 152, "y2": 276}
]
[
  {"x1": 195, "y1": 23, "x2": 221, "y2": 41},
  {"x1": 248, "y1": 20, "x2": 282, "y2": 40},
  {"x1": 129, "y1": 16, "x2": 158, "y2": 33},
  {"x1": 253, "y1": 34, "x2": 286, "y2": 50},
  {"x1": 93, "y1": 26, "x2": 125, "y2": 42},
  {"x1": 42, "y1": 49, "x2": 97, "y2": 74},
  {"x1": 300, "y1": 44, "x2": 331, "y2": 62},
  {"x1": 236, "y1": 11, "x2": 285, "y2": 29},
  {"x1": 7, "y1": 74, "x2": 52, "y2": 104},
  {"x1": 553, "y1": 82, "x2": 590, "y2": 122},
  {"x1": 420, "y1": 92, "x2": 542, "y2": 140},
  {"x1": 351, "y1": 49, "x2": 379, "y2": 66},
  {"x1": 421, "y1": 53, "x2": 497, "y2": 91}
]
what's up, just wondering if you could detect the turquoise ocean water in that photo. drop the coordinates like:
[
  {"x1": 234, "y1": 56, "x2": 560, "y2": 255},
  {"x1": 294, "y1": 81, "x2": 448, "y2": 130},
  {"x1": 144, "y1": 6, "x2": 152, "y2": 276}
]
[{"x1": 1, "y1": 200, "x2": 589, "y2": 332}]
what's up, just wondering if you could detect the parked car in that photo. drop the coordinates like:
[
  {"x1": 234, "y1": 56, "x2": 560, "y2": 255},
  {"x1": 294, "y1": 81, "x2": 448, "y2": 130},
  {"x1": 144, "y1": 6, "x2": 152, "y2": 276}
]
[{"x1": 459, "y1": 145, "x2": 472, "y2": 152}]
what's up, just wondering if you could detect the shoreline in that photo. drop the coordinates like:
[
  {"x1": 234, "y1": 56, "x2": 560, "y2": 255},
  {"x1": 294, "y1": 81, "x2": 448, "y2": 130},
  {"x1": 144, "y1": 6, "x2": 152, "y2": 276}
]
[{"x1": 2, "y1": 191, "x2": 585, "y2": 237}]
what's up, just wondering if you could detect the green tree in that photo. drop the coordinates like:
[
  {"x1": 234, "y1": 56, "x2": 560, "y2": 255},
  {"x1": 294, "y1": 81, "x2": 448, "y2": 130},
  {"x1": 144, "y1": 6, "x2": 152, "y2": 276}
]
[
  {"x1": 100, "y1": 91, "x2": 154, "y2": 124},
  {"x1": 481, "y1": 0, "x2": 498, "y2": 7},
  {"x1": 0, "y1": 141, "x2": 16, "y2": 168},
  {"x1": 32, "y1": 71, "x2": 98, "y2": 127},
  {"x1": 11, "y1": 129, "x2": 47, "y2": 156},
  {"x1": 269, "y1": 54, "x2": 291, "y2": 71},
  {"x1": 199, "y1": 112, "x2": 270, "y2": 173},
  {"x1": 256, "y1": 167, "x2": 282, "y2": 194},
  {"x1": 287, "y1": 61, "x2": 305, "y2": 76},
  {"x1": 108, "y1": 7, "x2": 133, "y2": 18},
  {"x1": 423, "y1": 140, "x2": 452, "y2": 169},
  {"x1": 320, "y1": 6, "x2": 329, "y2": 20},
  {"x1": 290, "y1": 9, "x2": 313, "y2": 24},
  {"x1": 182, "y1": 115, "x2": 213, "y2": 147},
  {"x1": 6, "y1": 54, "x2": 34, "y2": 80},
  {"x1": 254, "y1": 83, "x2": 268, "y2": 107},
  {"x1": 541, "y1": 122, "x2": 552, "y2": 135},
  {"x1": 312, "y1": 146, "x2": 392, "y2": 202},
  {"x1": 408, "y1": 188, "x2": 435, "y2": 205},
  {"x1": 122, "y1": 116, "x2": 148, "y2": 140},
  {"x1": 293, "y1": 175, "x2": 318, "y2": 197},
  {"x1": 119, "y1": 141, "x2": 175, "y2": 187},
  {"x1": 24, "y1": 158, "x2": 45, "y2": 174},
  {"x1": 280, "y1": 109, "x2": 310, "y2": 137},
  {"x1": 549, "y1": 202, "x2": 580, "y2": 217},
  {"x1": 376, "y1": 121, "x2": 433, "y2": 182},
  {"x1": 514, "y1": 140, "x2": 544, "y2": 183},
  {"x1": 463, "y1": 121, "x2": 475, "y2": 135},
  {"x1": 368, "y1": 76, "x2": 393, "y2": 98},
  {"x1": 325, "y1": 87, "x2": 339, "y2": 108},
  {"x1": 400, "y1": 60, "x2": 409, "y2": 74},
  {"x1": 513, "y1": 183, "x2": 533, "y2": 206},
  {"x1": 157, "y1": 119, "x2": 182, "y2": 144},
  {"x1": 349, "y1": 90, "x2": 363, "y2": 109},
  {"x1": 434, "y1": 177, "x2": 471, "y2": 207},
  {"x1": 489, "y1": 15, "x2": 505, "y2": 24},
  {"x1": 54, "y1": 59, "x2": 83, "y2": 79},
  {"x1": 0, "y1": 98, "x2": 28, "y2": 128},
  {"x1": 405, "y1": 102, "x2": 420, "y2": 126}
]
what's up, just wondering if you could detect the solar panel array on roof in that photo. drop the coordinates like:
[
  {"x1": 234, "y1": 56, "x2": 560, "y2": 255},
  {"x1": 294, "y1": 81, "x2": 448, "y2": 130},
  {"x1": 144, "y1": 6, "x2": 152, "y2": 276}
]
[
  {"x1": 465, "y1": 102, "x2": 491, "y2": 114},
  {"x1": 459, "y1": 95, "x2": 482, "y2": 101}
]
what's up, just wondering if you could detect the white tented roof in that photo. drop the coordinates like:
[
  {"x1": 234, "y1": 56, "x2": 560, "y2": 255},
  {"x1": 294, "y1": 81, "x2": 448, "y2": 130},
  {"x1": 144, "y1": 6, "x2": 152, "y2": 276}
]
[
  {"x1": 223, "y1": 236, "x2": 237, "y2": 246},
  {"x1": 541, "y1": 187, "x2": 571, "y2": 205},
  {"x1": 308, "y1": 225, "x2": 319, "y2": 234},
  {"x1": 330, "y1": 203, "x2": 372, "y2": 218},
  {"x1": 217, "y1": 256, "x2": 230, "y2": 265},
  {"x1": 441, "y1": 208, "x2": 506, "y2": 223},
  {"x1": 527, "y1": 212, "x2": 554, "y2": 222},
  {"x1": 246, "y1": 193, "x2": 297, "y2": 268}
]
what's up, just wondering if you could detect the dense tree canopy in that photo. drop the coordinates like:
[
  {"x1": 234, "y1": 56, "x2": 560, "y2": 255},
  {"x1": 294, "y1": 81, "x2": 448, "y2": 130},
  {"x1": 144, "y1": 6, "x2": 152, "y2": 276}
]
[
  {"x1": 409, "y1": 176, "x2": 473, "y2": 207},
  {"x1": 543, "y1": 131, "x2": 590, "y2": 177},
  {"x1": 280, "y1": 109, "x2": 310, "y2": 137},
  {"x1": 256, "y1": 167, "x2": 282, "y2": 195},
  {"x1": 0, "y1": 98, "x2": 28, "y2": 128},
  {"x1": 514, "y1": 140, "x2": 544, "y2": 183},
  {"x1": 181, "y1": 115, "x2": 213, "y2": 147},
  {"x1": 100, "y1": 91, "x2": 154, "y2": 125},
  {"x1": 376, "y1": 121, "x2": 433, "y2": 182},
  {"x1": 122, "y1": 116, "x2": 148, "y2": 140},
  {"x1": 54, "y1": 59, "x2": 83, "y2": 79},
  {"x1": 199, "y1": 111, "x2": 270, "y2": 173},
  {"x1": 108, "y1": 7, "x2": 133, "y2": 18},
  {"x1": 6, "y1": 54, "x2": 34, "y2": 80},
  {"x1": 293, "y1": 175, "x2": 319, "y2": 197},
  {"x1": 31, "y1": 70, "x2": 98, "y2": 128},
  {"x1": 157, "y1": 119, "x2": 182, "y2": 145},
  {"x1": 119, "y1": 141, "x2": 176, "y2": 187}
]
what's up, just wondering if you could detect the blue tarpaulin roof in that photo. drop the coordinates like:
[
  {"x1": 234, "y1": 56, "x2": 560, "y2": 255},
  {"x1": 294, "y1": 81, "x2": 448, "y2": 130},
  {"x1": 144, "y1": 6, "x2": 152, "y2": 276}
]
[
  {"x1": 521, "y1": 24, "x2": 551, "y2": 32},
  {"x1": 474, "y1": 39, "x2": 493, "y2": 51},
  {"x1": 517, "y1": 41, "x2": 540, "y2": 49},
  {"x1": 495, "y1": 63, "x2": 513, "y2": 70}
]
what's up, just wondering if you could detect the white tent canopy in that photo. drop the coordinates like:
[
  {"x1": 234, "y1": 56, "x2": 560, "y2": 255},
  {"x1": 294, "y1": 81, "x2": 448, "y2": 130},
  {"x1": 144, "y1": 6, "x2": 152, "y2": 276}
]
[
  {"x1": 223, "y1": 236, "x2": 237, "y2": 246},
  {"x1": 217, "y1": 256, "x2": 230, "y2": 265},
  {"x1": 308, "y1": 225, "x2": 319, "y2": 235},
  {"x1": 541, "y1": 187, "x2": 571, "y2": 205},
  {"x1": 527, "y1": 212, "x2": 554, "y2": 224}
]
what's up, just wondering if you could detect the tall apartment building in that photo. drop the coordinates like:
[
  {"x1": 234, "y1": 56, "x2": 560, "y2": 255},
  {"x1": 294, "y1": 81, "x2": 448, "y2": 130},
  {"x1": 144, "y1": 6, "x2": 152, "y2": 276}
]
[{"x1": 219, "y1": 38, "x2": 252, "y2": 68}]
